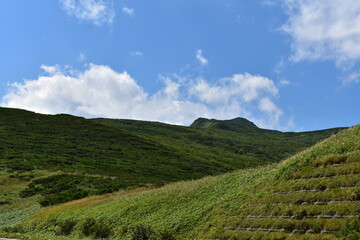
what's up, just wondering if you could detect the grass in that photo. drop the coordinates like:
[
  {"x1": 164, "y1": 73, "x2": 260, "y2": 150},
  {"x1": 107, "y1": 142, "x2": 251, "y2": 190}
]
[
  {"x1": 0, "y1": 107, "x2": 357, "y2": 239},
  {"x1": 0, "y1": 107, "x2": 342, "y2": 209},
  {"x1": 4, "y1": 165, "x2": 276, "y2": 239},
  {"x1": 3, "y1": 124, "x2": 358, "y2": 239},
  {"x1": 92, "y1": 116, "x2": 344, "y2": 164}
]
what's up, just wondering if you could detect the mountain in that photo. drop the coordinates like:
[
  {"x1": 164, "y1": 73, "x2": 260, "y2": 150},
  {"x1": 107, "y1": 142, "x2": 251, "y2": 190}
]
[
  {"x1": 6, "y1": 123, "x2": 359, "y2": 239},
  {"x1": 92, "y1": 117, "x2": 345, "y2": 164},
  {"x1": 190, "y1": 117, "x2": 258, "y2": 130}
]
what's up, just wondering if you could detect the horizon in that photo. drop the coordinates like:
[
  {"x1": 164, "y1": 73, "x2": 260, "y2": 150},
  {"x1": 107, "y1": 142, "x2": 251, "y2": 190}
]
[
  {"x1": 1, "y1": 0, "x2": 360, "y2": 131},
  {"x1": 1, "y1": 105, "x2": 350, "y2": 133}
]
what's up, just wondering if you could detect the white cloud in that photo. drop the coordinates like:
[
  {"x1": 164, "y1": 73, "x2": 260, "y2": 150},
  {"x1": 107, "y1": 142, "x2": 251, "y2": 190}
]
[
  {"x1": 282, "y1": 0, "x2": 360, "y2": 65},
  {"x1": 60, "y1": 0, "x2": 115, "y2": 25},
  {"x1": 344, "y1": 71, "x2": 360, "y2": 84},
  {"x1": 259, "y1": 97, "x2": 283, "y2": 125},
  {"x1": 279, "y1": 79, "x2": 290, "y2": 86},
  {"x1": 122, "y1": 7, "x2": 134, "y2": 16},
  {"x1": 196, "y1": 49, "x2": 208, "y2": 66},
  {"x1": 40, "y1": 65, "x2": 61, "y2": 75},
  {"x1": 190, "y1": 73, "x2": 278, "y2": 105},
  {"x1": 130, "y1": 51, "x2": 143, "y2": 57},
  {"x1": 262, "y1": 0, "x2": 278, "y2": 6},
  {"x1": 274, "y1": 59, "x2": 286, "y2": 74},
  {"x1": 2, "y1": 64, "x2": 285, "y2": 129}
]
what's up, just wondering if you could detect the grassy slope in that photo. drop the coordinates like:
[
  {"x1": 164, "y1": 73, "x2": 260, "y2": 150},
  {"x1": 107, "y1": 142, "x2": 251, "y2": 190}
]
[
  {"x1": 0, "y1": 107, "x2": 208, "y2": 180},
  {"x1": 0, "y1": 107, "x2": 266, "y2": 208},
  {"x1": 6, "y1": 125, "x2": 359, "y2": 239},
  {"x1": 92, "y1": 118, "x2": 345, "y2": 164}
]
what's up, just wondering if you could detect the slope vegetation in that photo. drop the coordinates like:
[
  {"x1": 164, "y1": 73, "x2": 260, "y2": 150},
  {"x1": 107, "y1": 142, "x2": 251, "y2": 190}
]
[
  {"x1": 189, "y1": 117, "x2": 258, "y2": 129},
  {"x1": 92, "y1": 117, "x2": 344, "y2": 164},
  {"x1": 4, "y1": 124, "x2": 359, "y2": 239}
]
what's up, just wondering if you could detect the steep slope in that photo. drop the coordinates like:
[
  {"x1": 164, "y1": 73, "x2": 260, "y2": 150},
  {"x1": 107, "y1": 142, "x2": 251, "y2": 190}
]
[
  {"x1": 5, "y1": 125, "x2": 359, "y2": 240},
  {"x1": 206, "y1": 125, "x2": 360, "y2": 240}
]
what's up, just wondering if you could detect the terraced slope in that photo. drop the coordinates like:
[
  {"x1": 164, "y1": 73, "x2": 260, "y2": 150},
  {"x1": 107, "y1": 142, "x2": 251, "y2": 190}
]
[
  {"x1": 3, "y1": 125, "x2": 358, "y2": 239},
  {"x1": 216, "y1": 155, "x2": 359, "y2": 239},
  {"x1": 208, "y1": 126, "x2": 360, "y2": 240}
]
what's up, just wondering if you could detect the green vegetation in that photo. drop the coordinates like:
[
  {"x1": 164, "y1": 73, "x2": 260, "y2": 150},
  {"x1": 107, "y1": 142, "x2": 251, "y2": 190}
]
[
  {"x1": 0, "y1": 107, "x2": 343, "y2": 209},
  {"x1": 2, "y1": 122, "x2": 358, "y2": 240},
  {"x1": 189, "y1": 117, "x2": 258, "y2": 129},
  {"x1": 19, "y1": 174, "x2": 131, "y2": 206},
  {"x1": 0, "y1": 107, "x2": 357, "y2": 239},
  {"x1": 92, "y1": 116, "x2": 344, "y2": 164}
]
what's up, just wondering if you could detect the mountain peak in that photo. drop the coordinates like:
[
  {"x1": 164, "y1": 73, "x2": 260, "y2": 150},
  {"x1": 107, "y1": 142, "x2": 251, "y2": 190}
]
[
  {"x1": 190, "y1": 117, "x2": 258, "y2": 130},
  {"x1": 225, "y1": 117, "x2": 258, "y2": 128}
]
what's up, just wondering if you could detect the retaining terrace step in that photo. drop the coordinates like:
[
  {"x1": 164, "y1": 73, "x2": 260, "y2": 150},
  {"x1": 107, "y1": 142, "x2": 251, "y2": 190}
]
[
  {"x1": 240, "y1": 214, "x2": 357, "y2": 219},
  {"x1": 293, "y1": 173, "x2": 359, "y2": 181},
  {"x1": 274, "y1": 186, "x2": 357, "y2": 194},
  {"x1": 226, "y1": 226, "x2": 338, "y2": 234},
  {"x1": 248, "y1": 200, "x2": 358, "y2": 206}
]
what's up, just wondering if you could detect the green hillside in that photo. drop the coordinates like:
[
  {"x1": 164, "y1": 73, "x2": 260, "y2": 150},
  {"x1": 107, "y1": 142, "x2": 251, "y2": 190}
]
[
  {"x1": 92, "y1": 117, "x2": 345, "y2": 164},
  {"x1": 3, "y1": 124, "x2": 358, "y2": 240},
  {"x1": 0, "y1": 107, "x2": 344, "y2": 221},
  {"x1": 0, "y1": 107, "x2": 217, "y2": 190}
]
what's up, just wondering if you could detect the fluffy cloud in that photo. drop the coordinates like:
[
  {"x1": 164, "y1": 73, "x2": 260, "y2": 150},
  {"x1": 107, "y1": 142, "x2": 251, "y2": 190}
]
[
  {"x1": 2, "y1": 64, "x2": 284, "y2": 128},
  {"x1": 196, "y1": 49, "x2": 208, "y2": 66},
  {"x1": 60, "y1": 0, "x2": 115, "y2": 25},
  {"x1": 282, "y1": 0, "x2": 360, "y2": 65},
  {"x1": 259, "y1": 98, "x2": 282, "y2": 125},
  {"x1": 190, "y1": 74, "x2": 278, "y2": 104},
  {"x1": 122, "y1": 7, "x2": 134, "y2": 16}
]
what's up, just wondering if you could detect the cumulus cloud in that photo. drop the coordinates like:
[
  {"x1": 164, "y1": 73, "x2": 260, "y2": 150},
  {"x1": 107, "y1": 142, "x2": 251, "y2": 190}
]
[
  {"x1": 259, "y1": 97, "x2": 282, "y2": 125},
  {"x1": 60, "y1": 0, "x2": 115, "y2": 25},
  {"x1": 2, "y1": 64, "x2": 284, "y2": 129},
  {"x1": 196, "y1": 49, "x2": 208, "y2": 66},
  {"x1": 282, "y1": 0, "x2": 360, "y2": 65},
  {"x1": 190, "y1": 73, "x2": 278, "y2": 104},
  {"x1": 122, "y1": 7, "x2": 134, "y2": 16}
]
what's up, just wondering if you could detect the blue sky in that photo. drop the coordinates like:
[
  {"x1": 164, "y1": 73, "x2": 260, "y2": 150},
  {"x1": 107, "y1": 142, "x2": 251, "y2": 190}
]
[{"x1": 1, "y1": 0, "x2": 359, "y2": 131}]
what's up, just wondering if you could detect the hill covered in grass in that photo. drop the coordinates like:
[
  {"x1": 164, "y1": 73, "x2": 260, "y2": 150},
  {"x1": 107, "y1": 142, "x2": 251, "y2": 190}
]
[
  {"x1": 92, "y1": 117, "x2": 345, "y2": 164},
  {"x1": 4, "y1": 124, "x2": 359, "y2": 240},
  {"x1": 0, "y1": 107, "x2": 349, "y2": 238}
]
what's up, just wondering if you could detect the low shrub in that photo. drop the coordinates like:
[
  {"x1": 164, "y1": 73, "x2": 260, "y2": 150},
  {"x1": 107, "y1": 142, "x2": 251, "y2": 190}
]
[
  {"x1": 311, "y1": 224, "x2": 321, "y2": 233},
  {"x1": 93, "y1": 222, "x2": 112, "y2": 239},
  {"x1": 130, "y1": 224, "x2": 154, "y2": 240},
  {"x1": 56, "y1": 219, "x2": 77, "y2": 236},
  {"x1": 81, "y1": 217, "x2": 96, "y2": 236},
  {"x1": 129, "y1": 224, "x2": 176, "y2": 240},
  {"x1": 80, "y1": 218, "x2": 112, "y2": 239}
]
